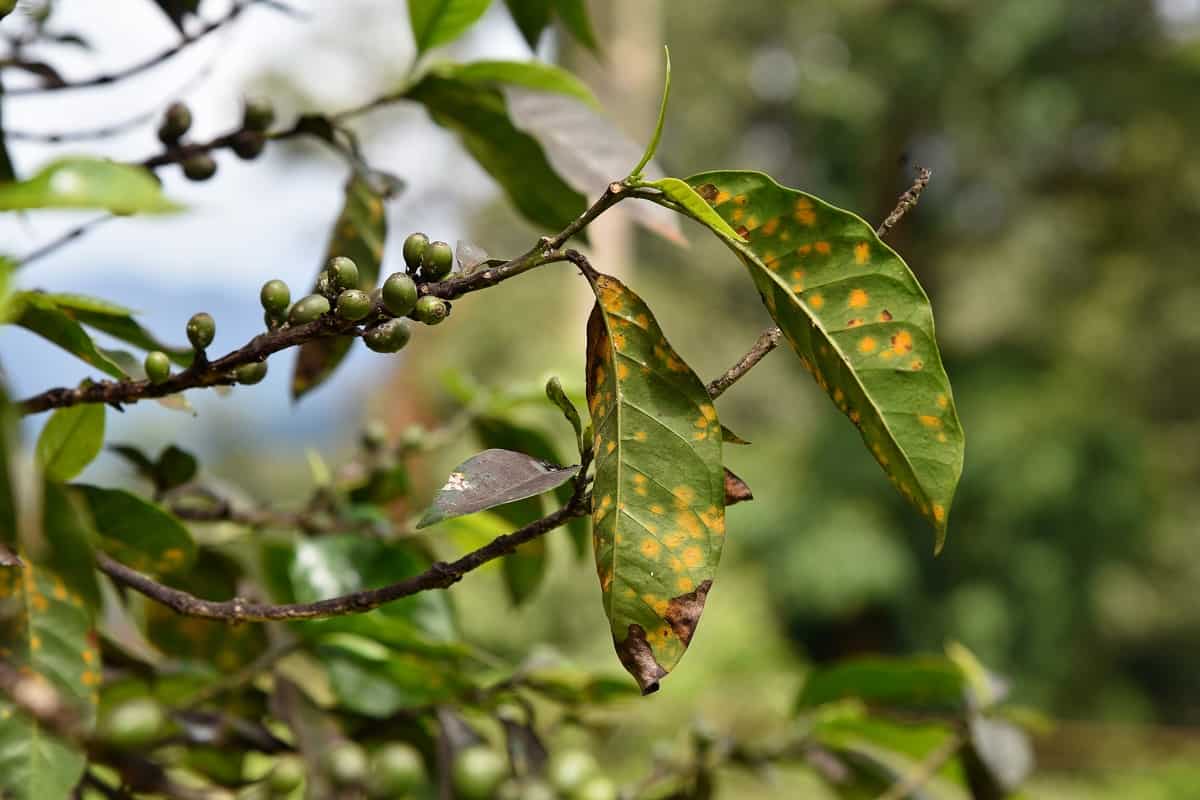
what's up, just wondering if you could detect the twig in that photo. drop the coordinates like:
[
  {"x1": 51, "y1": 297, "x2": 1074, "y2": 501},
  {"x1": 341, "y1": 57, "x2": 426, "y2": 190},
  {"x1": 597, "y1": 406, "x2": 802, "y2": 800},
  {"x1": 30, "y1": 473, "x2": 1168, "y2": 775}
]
[
  {"x1": 96, "y1": 463, "x2": 592, "y2": 622},
  {"x1": 876, "y1": 167, "x2": 932, "y2": 239},
  {"x1": 3, "y1": 1, "x2": 268, "y2": 97},
  {"x1": 705, "y1": 327, "x2": 782, "y2": 399},
  {"x1": 875, "y1": 731, "x2": 962, "y2": 800}
]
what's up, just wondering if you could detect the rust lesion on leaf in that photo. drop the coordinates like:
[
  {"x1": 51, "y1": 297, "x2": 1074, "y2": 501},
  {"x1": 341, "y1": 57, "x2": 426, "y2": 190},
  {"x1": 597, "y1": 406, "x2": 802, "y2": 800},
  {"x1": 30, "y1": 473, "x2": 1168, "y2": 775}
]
[
  {"x1": 616, "y1": 623, "x2": 668, "y2": 695},
  {"x1": 665, "y1": 579, "x2": 712, "y2": 647}
]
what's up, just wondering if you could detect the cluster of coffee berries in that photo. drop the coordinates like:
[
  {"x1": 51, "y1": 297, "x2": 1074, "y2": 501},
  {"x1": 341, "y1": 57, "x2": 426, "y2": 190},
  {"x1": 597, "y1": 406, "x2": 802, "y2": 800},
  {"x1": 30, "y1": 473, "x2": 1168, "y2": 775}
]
[
  {"x1": 143, "y1": 311, "x2": 268, "y2": 387},
  {"x1": 157, "y1": 97, "x2": 275, "y2": 182},
  {"x1": 309, "y1": 740, "x2": 428, "y2": 799}
]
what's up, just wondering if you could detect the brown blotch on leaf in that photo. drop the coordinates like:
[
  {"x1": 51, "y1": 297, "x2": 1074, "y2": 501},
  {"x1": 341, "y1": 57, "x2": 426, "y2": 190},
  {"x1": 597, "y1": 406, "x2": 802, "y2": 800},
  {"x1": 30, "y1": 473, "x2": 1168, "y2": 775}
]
[
  {"x1": 723, "y1": 468, "x2": 753, "y2": 505},
  {"x1": 695, "y1": 183, "x2": 719, "y2": 203},
  {"x1": 735, "y1": 225, "x2": 750, "y2": 238},
  {"x1": 616, "y1": 624, "x2": 668, "y2": 695},
  {"x1": 665, "y1": 579, "x2": 712, "y2": 646},
  {"x1": 879, "y1": 309, "x2": 893, "y2": 322}
]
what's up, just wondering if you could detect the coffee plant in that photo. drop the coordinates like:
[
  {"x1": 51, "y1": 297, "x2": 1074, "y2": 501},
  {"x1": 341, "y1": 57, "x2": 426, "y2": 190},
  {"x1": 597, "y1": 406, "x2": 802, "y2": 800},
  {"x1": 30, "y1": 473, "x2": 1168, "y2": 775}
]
[{"x1": 0, "y1": 2, "x2": 1040, "y2": 798}]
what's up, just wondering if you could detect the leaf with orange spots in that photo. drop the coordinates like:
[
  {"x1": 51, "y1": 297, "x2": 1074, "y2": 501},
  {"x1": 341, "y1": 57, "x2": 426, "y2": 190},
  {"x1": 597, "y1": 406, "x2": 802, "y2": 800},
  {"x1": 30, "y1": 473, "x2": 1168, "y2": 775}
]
[
  {"x1": 292, "y1": 173, "x2": 391, "y2": 400},
  {"x1": 0, "y1": 559, "x2": 98, "y2": 800},
  {"x1": 680, "y1": 171, "x2": 964, "y2": 551},
  {"x1": 73, "y1": 485, "x2": 195, "y2": 575},
  {"x1": 584, "y1": 272, "x2": 725, "y2": 694}
]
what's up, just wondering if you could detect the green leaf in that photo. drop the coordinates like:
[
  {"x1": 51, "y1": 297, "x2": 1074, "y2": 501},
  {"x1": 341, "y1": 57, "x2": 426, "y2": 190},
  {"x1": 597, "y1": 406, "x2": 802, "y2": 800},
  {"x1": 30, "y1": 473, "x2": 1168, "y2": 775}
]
[
  {"x1": 554, "y1": 0, "x2": 599, "y2": 52},
  {"x1": 0, "y1": 377, "x2": 18, "y2": 547},
  {"x1": 406, "y1": 74, "x2": 586, "y2": 232},
  {"x1": 44, "y1": 293, "x2": 193, "y2": 367},
  {"x1": 504, "y1": 0, "x2": 552, "y2": 50},
  {"x1": 0, "y1": 561, "x2": 99, "y2": 800},
  {"x1": 682, "y1": 171, "x2": 965, "y2": 550},
  {"x1": 155, "y1": 445, "x2": 198, "y2": 491},
  {"x1": 645, "y1": 177, "x2": 745, "y2": 243},
  {"x1": 39, "y1": 481, "x2": 100, "y2": 609},
  {"x1": 795, "y1": 656, "x2": 968, "y2": 714},
  {"x1": 495, "y1": 497, "x2": 548, "y2": 605},
  {"x1": 584, "y1": 272, "x2": 726, "y2": 694},
  {"x1": 292, "y1": 174, "x2": 389, "y2": 400},
  {"x1": 35, "y1": 404, "x2": 105, "y2": 481},
  {"x1": 430, "y1": 59, "x2": 599, "y2": 106},
  {"x1": 417, "y1": 448, "x2": 576, "y2": 529},
  {"x1": 0, "y1": 157, "x2": 179, "y2": 214},
  {"x1": 317, "y1": 633, "x2": 470, "y2": 717},
  {"x1": 14, "y1": 293, "x2": 127, "y2": 379},
  {"x1": 74, "y1": 485, "x2": 194, "y2": 574},
  {"x1": 520, "y1": 664, "x2": 641, "y2": 704},
  {"x1": 408, "y1": 0, "x2": 492, "y2": 55}
]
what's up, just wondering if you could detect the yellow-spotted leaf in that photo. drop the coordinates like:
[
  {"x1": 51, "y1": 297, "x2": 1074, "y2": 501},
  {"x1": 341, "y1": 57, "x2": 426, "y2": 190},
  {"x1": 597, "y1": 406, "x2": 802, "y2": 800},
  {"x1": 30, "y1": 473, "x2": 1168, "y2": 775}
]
[
  {"x1": 585, "y1": 272, "x2": 725, "y2": 694},
  {"x1": 73, "y1": 485, "x2": 194, "y2": 575},
  {"x1": 683, "y1": 171, "x2": 964, "y2": 550}
]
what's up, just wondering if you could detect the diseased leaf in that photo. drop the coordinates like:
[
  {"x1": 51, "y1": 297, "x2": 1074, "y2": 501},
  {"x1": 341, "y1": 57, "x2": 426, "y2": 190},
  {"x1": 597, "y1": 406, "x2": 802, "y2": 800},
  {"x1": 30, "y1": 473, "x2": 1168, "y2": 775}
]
[
  {"x1": 40, "y1": 481, "x2": 100, "y2": 609},
  {"x1": 14, "y1": 294, "x2": 127, "y2": 379},
  {"x1": 506, "y1": 89, "x2": 685, "y2": 244},
  {"x1": 795, "y1": 656, "x2": 967, "y2": 714},
  {"x1": 0, "y1": 158, "x2": 179, "y2": 214},
  {"x1": 408, "y1": 0, "x2": 492, "y2": 55},
  {"x1": 0, "y1": 561, "x2": 99, "y2": 800},
  {"x1": 406, "y1": 74, "x2": 586, "y2": 232},
  {"x1": 646, "y1": 177, "x2": 744, "y2": 244},
  {"x1": 417, "y1": 448, "x2": 576, "y2": 529},
  {"x1": 292, "y1": 174, "x2": 390, "y2": 399},
  {"x1": 45, "y1": 293, "x2": 193, "y2": 367},
  {"x1": 74, "y1": 485, "x2": 194, "y2": 574},
  {"x1": 683, "y1": 171, "x2": 964, "y2": 550},
  {"x1": 35, "y1": 404, "x2": 105, "y2": 481},
  {"x1": 584, "y1": 272, "x2": 725, "y2": 693}
]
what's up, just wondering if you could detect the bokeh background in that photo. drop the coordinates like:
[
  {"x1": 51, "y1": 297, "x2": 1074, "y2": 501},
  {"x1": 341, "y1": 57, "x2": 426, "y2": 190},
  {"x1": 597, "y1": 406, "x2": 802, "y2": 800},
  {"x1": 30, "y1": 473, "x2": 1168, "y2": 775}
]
[{"x1": 3, "y1": 0, "x2": 1200, "y2": 796}]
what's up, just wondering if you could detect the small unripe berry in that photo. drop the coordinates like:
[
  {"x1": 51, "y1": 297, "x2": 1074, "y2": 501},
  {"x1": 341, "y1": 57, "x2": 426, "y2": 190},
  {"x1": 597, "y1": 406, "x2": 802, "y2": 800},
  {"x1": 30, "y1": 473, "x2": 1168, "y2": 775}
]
[
  {"x1": 325, "y1": 742, "x2": 368, "y2": 786},
  {"x1": 336, "y1": 289, "x2": 372, "y2": 321},
  {"x1": 402, "y1": 232, "x2": 428, "y2": 271},
  {"x1": 100, "y1": 697, "x2": 167, "y2": 750},
  {"x1": 182, "y1": 153, "x2": 217, "y2": 181},
  {"x1": 421, "y1": 240, "x2": 454, "y2": 281},
  {"x1": 452, "y1": 747, "x2": 507, "y2": 800},
  {"x1": 260, "y1": 279, "x2": 290, "y2": 314},
  {"x1": 367, "y1": 742, "x2": 427, "y2": 798},
  {"x1": 328, "y1": 256, "x2": 359, "y2": 290},
  {"x1": 235, "y1": 360, "x2": 268, "y2": 385},
  {"x1": 364, "y1": 319, "x2": 411, "y2": 353},
  {"x1": 413, "y1": 295, "x2": 448, "y2": 325},
  {"x1": 289, "y1": 294, "x2": 331, "y2": 325},
  {"x1": 186, "y1": 312, "x2": 215, "y2": 350},
  {"x1": 381, "y1": 273, "x2": 418, "y2": 317},
  {"x1": 144, "y1": 351, "x2": 170, "y2": 384},
  {"x1": 243, "y1": 98, "x2": 276, "y2": 132},
  {"x1": 158, "y1": 102, "x2": 192, "y2": 144},
  {"x1": 268, "y1": 754, "x2": 306, "y2": 795},
  {"x1": 231, "y1": 130, "x2": 266, "y2": 160}
]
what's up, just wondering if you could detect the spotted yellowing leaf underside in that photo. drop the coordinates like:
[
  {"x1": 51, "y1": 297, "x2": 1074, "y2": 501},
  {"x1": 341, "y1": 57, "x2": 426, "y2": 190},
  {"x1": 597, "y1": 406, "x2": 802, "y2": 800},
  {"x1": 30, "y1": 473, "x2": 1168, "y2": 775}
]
[
  {"x1": 683, "y1": 170, "x2": 964, "y2": 550},
  {"x1": 585, "y1": 273, "x2": 725, "y2": 694}
]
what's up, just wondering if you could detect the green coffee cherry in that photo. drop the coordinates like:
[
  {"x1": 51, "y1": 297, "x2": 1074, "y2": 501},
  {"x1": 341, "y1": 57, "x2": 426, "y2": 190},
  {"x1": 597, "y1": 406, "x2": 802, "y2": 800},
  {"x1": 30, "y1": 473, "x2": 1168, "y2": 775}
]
[
  {"x1": 367, "y1": 743, "x2": 426, "y2": 798},
  {"x1": 325, "y1": 742, "x2": 368, "y2": 786},
  {"x1": 289, "y1": 294, "x2": 331, "y2": 325},
  {"x1": 549, "y1": 750, "x2": 598, "y2": 795},
  {"x1": 381, "y1": 272, "x2": 418, "y2": 317},
  {"x1": 231, "y1": 130, "x2": 266, "y2": 160},
  {"x1": 575, "y1": 775, "x2": 618, "y2": 800},
  {"x1": 268, "y1": 754, "x2": 306, "y2": 795},
  {"x1": 182, "y1": 153, "x2": 217, "y2": 181},
  {"x1": 336, "y1": 289, "x2": 373, "y2": 321},
  {"x1": 100, "y1": 697, "x2": 167, "y2": 749},
  {"x1": 328, "y1": 256, "x2": 359, "y2": 290},
  {"x1": 402, "y1": 232, "x2": 429, "y2": 271},
  {"x1": 413, "y1": 295, "x2": 448, "y2": 325},
  {"x1": 243, "y1": 98, "x2": 276, "y2": 132},
  {"x1": 186, "y1": 312, "x2": 215, "y2": 350},
  {"x1": 451, "y1": 747, "x2": 507, "y2": 800},
  {"x1": 421, "y1": 240, "x2": 454, "y2": 281},
  {"x1": 145, "y1": 351, "x2": 171, "y2": 384},
  {"x1": 260, "y1": 279, "x2": 291, "y2": 315},
  {"x1": 498, "y1": 779, "x2": 556, "y2": 800},
  {"x1": 235, "y1": 360, "x2": 268, "y2": 385},
  {"x1": 364, "y1": 319, "x2": 411, "y2": 353},
  {"x1": 158, "y1": 102, "x2": 192, "y2": 144}
]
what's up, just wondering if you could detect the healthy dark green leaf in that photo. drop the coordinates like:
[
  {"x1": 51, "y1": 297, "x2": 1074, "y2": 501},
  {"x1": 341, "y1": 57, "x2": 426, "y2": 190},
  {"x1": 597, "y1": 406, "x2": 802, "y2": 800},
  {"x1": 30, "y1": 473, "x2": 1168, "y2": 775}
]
[
  {"x1": 0, "y1": 561, "x2": 99, "y2": 800},
  {"x1": 155, "y1": 445, "x2": 198, "y2": 491},
  {"x1": 417, "y1": 448, "x2": 576, "y2": 529},
  {"x1": 35, "y1": 404, "x2": 105, "y2": 482},
  {"x1": 504, "y1": 0, "x2": 552, "y2": 50},
  {"x1": 0, "y1": 158, "x2": 179, "y2": 214},
  {"x1": 682, "y1": 171, "x2": 965, "y2": 550},
  {"x1": 406, "y1": 74, "x2": 586, "y2": 232},
  {"x1": 408, "y1": 0, "x2": 492, "y2": 55},
  {"x1": 14, "y1": 293, "x2": 127, "y2": 379},
  {"x1": 292, "y1": 174, "x2": 390, "y2": 399},
  {"x1": 585, "y1": 272, "x2": 726, "y2": 693},
  {"x1": 74, "y1": 485, "x2": 194, "y2": 574},
  {"x1": 795, "y1": 656, "x2": 967, "y2": 714}
]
